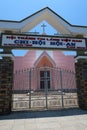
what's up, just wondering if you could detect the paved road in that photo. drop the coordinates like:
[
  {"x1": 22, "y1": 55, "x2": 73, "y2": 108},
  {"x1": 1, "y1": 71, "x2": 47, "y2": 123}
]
[{"x1": 0, "y1": 108, "x2": 87, "y2": 130}]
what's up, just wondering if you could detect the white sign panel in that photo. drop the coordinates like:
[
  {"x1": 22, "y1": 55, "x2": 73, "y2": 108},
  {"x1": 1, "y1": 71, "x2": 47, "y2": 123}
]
[{"x1": 1, "y1": 34, "x2": 86, "y2": 50}]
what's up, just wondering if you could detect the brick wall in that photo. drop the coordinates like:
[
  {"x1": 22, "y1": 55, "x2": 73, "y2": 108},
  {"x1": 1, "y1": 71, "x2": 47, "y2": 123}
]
[
  {"x1": 0, "y1": 57, "x2": 13, "y2": 114},
  {"x1": 75, "y1": 58, "x2": 87, "y2": 109}
]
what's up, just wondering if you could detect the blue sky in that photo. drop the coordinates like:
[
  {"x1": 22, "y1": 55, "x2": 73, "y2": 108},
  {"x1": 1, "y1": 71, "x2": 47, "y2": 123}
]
[
  {"x1": 0, "y1": 0, "x2": 87, "y2": 56},
  {"x1": 0, "y1": 0, "x2": 87, "y2": 25}
]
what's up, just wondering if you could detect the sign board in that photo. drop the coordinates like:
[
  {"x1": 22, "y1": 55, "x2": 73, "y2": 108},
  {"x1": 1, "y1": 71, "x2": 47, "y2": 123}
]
[{"x1": 1, "y1": 34, "x2": 86, "y2": 50}]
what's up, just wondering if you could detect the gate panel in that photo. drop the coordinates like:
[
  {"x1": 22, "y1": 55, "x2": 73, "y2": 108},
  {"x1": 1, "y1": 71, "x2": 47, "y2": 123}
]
[
  {"x1": 12, "y1": 67, "x2": 78, "y2": 111},
  {"x1": 30, "y1": 68, "x2": 48, "y2": 109},
  {"x1": 12, "y1": 69, "x2": 30, "y2": 110},
  {"x1": 61, "y1": 69, "x2": 78, "y2": 108},
  {"x1": 47, "y1": 68, "x2": 62, "y2": 109}
]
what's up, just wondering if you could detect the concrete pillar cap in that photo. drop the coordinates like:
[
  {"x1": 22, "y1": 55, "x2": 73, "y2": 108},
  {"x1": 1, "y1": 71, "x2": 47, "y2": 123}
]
[{"x1": 0, "y1": 54, "x2": 14, "y2": 60}]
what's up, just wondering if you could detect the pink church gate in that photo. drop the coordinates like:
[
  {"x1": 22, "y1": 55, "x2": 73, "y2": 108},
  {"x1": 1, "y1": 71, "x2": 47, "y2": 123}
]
[{"x1": 12, "y1": 66, "x2": 78, "y2": 111}]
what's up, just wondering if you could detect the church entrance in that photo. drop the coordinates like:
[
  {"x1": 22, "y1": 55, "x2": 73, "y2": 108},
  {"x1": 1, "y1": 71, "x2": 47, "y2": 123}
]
[{"x1": 40, "y1": 70, "x2": 50, "y2": 90}]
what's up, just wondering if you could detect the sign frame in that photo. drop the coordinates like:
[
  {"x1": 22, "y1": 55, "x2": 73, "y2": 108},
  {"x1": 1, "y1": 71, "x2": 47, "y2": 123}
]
[{"x1": 0, "y1": 33, "x2": 87, "y2": 51}]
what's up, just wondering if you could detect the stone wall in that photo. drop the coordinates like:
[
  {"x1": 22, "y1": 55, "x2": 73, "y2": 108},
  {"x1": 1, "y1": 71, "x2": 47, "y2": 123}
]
[
  {"x1": 0, "y1": 57, "x2": 13, "y2": 115},
  {"x1": 75, "y1": 58, "x2": 87, "y2": 110}
]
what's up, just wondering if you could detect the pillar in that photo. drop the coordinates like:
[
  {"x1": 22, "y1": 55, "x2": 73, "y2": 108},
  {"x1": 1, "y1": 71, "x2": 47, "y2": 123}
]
[
  {"x1": 75, "y1": 55, "x2": 87, "y2": 110},
  {"x1": 0, "y1": 53, "x2": 14, "y2": 115}
]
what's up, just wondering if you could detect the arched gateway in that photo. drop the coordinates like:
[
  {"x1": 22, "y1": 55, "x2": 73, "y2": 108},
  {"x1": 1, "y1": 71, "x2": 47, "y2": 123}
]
[{"x1": 0, "y1": 7, "x2": 87, "y2": 114}]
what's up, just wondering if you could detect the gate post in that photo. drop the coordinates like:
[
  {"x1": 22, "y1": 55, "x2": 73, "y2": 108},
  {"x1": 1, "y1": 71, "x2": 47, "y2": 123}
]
[
  {"x1": 75, "y1": 54, "x2": 87, "y2": 110},
  {"x1": 29, "y1": 68, "x2": 31, "y2": 109},
  {"x1": 0, "y1": 51, "x2": 14, "y2": 115},
  {"x1": 60, "y1": 69, "x2": 64, "y2": 108},
  {"x1": 44, "y1": 67, "x2": 48, "y2": 109}
]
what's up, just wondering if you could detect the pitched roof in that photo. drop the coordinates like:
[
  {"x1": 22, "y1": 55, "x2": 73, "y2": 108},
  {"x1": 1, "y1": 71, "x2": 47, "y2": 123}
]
[
  {"x1": 34, "y1": 50, "x2": 56, "y2": 67},
  {"x1": 0, "y1": 7, "x2": 87, "y2": 36}
]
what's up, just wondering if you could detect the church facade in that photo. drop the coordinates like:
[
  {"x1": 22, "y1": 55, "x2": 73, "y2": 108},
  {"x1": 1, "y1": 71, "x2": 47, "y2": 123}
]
[
  {"x1": 13, "y1": 50, "x2": 76, "y2": 92},
  {"x1": 0, "y1": 7, "x2": 87, "y2": 114}
]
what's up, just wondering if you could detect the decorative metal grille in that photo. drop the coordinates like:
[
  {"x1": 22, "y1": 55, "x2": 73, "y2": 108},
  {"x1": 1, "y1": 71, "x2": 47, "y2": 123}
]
[{"x1": 12, "y1": 67, "x2": 78, "y2": 111}]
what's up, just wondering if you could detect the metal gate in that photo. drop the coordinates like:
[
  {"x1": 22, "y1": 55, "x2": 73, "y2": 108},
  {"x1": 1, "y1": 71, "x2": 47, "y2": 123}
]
[{"x1": 12, "y1": 67, "x2": 78, "y2": 111}]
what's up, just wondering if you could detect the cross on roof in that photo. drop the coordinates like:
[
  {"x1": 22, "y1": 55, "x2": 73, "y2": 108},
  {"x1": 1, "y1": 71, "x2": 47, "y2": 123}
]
[{"x1": 41, "y1": 23, "x2": 46, "y2": 34}]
